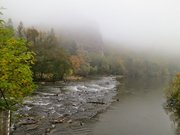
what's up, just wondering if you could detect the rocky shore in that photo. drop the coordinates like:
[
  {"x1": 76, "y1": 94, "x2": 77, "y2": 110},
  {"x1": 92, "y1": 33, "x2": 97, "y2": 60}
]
[{"x1": 12, "y1": 76, "x2": 118, "y2": 135}]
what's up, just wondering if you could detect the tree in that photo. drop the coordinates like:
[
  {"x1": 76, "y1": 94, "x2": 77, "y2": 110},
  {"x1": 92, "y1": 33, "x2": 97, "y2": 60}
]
[
  {"x1": 0, "y1": 22, "x2": 35, "y2": 109},
  {"x1": 25, "y1": 27, "x2": 39, "y2": 44},
  {"x1": 23, "y1": 27, "x2": 73, "y2": 81},
  {"x1": 5, "y1": 18, "x2": 13, "y2": 29},
  {"x1": 48, "y1": 47, "x2": 72, "y2": 80},
  {"x1": 166, "y1": 73, "x2": 180, "y2": 112},
  {"x1": 17, "y1": 21, "x2": 25, "y2": 38},
  {"x1": 0, "y1": 11, "x2": 3, "y2": 24}
]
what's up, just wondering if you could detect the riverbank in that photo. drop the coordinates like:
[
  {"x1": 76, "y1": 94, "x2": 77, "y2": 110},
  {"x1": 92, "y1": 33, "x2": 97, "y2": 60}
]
[{"x1": 12, "y1": 76, "x2": 119, "y2": 135}]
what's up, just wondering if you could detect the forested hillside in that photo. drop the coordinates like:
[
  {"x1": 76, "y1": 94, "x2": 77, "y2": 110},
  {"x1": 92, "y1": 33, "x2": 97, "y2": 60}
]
[{"x1": 6, "y1": 19, "x2": 180, "y2": 81}]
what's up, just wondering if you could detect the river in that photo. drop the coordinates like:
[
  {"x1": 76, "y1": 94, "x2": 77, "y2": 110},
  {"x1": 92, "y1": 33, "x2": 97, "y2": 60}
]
[
  {"x1": 51, "y1": 77, "x2": 177, "y2": 135},
  {"x1": 90, "y1": 77, "x2": 176, "y2": 135},
  {"x1": 13, "y1": 76, "x2": 178, "y2": 135}
]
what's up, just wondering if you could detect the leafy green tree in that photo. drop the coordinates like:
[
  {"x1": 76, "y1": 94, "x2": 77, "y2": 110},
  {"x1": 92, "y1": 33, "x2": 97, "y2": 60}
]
[
  {"x1": 23, "y1": 27, "x2": 73, "y2": 81},
  {"x1": 0, "y1": 21, "x2": 35, "y2": 109},
  {"x1": 48, "y1": 47, "x2": 72, "y2": 80}
]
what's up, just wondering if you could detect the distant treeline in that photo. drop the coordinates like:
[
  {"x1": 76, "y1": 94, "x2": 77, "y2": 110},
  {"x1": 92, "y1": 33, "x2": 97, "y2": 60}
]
[{"x1": 5, "y1": 19, "x2": 180, "y2": 81}]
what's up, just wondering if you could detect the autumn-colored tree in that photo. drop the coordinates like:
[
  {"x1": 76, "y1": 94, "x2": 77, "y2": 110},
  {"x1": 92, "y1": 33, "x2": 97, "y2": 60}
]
[{"x1": 70, "y1": 55, "x2": 83, "y2": 71}]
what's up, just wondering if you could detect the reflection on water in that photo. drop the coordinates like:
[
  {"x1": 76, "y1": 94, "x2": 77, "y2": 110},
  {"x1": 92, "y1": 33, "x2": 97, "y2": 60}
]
[
  {"x1": 50, "y1": 77, "x2": 180, "y2": 135},
  {"x1": 165, "y1": 107, "x2": 180, "y2": 135},
  {"x1": 91, "y1": 77, "x2": 177, "y2": 135}
]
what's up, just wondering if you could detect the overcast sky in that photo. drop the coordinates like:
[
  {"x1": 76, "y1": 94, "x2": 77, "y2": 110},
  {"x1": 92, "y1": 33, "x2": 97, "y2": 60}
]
[{"x1": 1, "y1": 0, "x2": 180, "y2": 54}]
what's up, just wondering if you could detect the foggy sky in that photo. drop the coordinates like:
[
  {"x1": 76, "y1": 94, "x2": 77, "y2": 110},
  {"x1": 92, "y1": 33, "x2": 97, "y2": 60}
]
[{"x1": 1, "y1": 0, "x2": 180, "y2": 55}]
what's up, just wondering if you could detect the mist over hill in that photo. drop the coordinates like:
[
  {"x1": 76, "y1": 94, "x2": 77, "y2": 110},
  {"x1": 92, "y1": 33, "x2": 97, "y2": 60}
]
[{"x1": 58, "y1": 22, "x2": 104, "y2": 54}]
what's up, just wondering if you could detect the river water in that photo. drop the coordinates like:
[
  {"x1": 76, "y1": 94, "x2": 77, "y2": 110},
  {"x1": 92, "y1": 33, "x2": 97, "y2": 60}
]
[
  {"x1": 90, "y1": 77, "x2": 177, "y2": 135},
  {"x1": 51, "y1": 77, "x2": 178, "y2": 135},
  {"x1": 13, "y1": 77, "x2": 178, "y2": 135}
]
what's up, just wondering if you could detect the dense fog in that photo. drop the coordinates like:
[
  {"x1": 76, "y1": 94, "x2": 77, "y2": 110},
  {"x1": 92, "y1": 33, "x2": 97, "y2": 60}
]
[{"x1": 2, "y1": 0, "x2": 180, "y2": 56}]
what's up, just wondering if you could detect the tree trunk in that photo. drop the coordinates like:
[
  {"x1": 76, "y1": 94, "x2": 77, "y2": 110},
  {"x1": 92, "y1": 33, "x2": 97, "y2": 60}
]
[{"x1": 0, "y1": 109, "x2": 11, "y2": 135}]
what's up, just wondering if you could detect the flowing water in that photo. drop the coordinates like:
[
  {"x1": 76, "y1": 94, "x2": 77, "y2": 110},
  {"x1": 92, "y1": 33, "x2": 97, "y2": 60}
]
[
  {"x1": 52, "y1": 77, "x2": 178, "y2": 135},
  {"x1": 13, "y1": 76, "x2": 118, "y2": 135},
  {"x1": 13, "y1": 77, "x2": 178, "y2": 135},
  {"x1": 90, "y1": 77, "x2": 177, "y2": 135}
]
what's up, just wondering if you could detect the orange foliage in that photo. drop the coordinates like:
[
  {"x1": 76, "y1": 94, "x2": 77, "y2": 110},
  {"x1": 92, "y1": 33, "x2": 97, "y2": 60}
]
[{"x1": 70, "y1": 55, "x2": 84, "y2": 70}]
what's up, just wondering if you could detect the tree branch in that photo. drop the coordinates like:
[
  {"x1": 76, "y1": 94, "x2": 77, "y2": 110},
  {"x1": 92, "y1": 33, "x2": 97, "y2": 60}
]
[{"x1": 0, "y1": 89, "x2": 9, "y2": 108}]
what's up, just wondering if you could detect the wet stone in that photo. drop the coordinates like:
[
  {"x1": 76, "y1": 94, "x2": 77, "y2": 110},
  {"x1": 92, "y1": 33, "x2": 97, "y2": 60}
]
[{"x1": 12, "y1": 76, "x2": 118, "y2": 135}]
